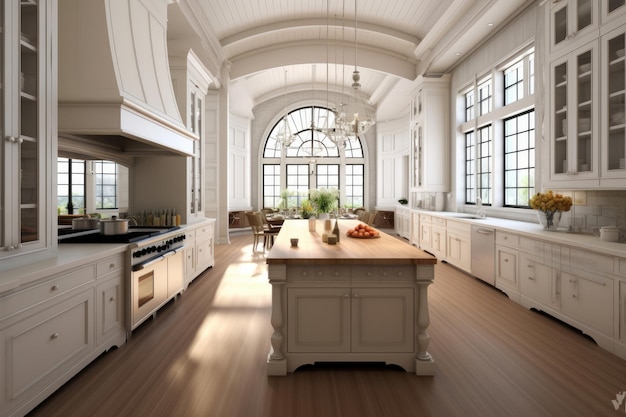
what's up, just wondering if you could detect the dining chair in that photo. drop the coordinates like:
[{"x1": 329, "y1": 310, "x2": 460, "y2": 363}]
[{"x1": 245, "y1": 212, "x2": 268, "y2": 252}]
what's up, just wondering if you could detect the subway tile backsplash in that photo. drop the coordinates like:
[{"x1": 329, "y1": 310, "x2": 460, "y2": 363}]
[{"x1": 566, "y1": 190, "x2": 626, "y2": 232}]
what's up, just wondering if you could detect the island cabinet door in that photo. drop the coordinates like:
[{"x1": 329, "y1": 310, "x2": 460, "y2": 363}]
[
  {"x1": 287, "y1": 288, "x2": 351, "y2": 353},
  {"x1": 351, "y1": 288, "x2": 414, "y2": 353}
]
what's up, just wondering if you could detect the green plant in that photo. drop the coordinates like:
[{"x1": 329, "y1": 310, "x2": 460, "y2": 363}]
[
  {"x1": 398, "y1": 198, "x2": 408, "y2": 205},
  {"x1": 310, "y1": 188, "x2": 339, "y2": 214}
]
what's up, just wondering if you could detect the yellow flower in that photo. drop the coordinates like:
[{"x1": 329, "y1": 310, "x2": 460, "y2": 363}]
[{"x1": 529, "y1": 190, "x2": 572, "y2": 212}]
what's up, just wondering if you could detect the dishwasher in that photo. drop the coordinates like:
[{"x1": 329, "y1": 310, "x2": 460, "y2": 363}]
[{"x1": 471, "y1": 226, "x2": 495, "y2": 285}]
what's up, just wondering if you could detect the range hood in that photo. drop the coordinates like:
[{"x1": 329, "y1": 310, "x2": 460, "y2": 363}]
[{"x1": 58, "y1": 0, "x2": 196, "y2": 158}]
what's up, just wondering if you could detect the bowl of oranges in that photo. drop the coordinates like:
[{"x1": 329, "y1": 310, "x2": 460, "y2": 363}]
[{"x1": 346, "y1": 223, "x2": 380, "y2": 239}]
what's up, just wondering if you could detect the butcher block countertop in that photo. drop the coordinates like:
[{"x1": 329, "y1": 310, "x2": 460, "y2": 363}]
[{"x1": 266, "y1": 219, "x2": 436, "y2": 266}]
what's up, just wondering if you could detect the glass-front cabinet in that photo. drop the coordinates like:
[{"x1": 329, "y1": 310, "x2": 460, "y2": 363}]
[
  {"x1": 549, "y1": 0, "x2": 596, "y2": 55},
  {"x1": 601, "y1": 25, "x2": 626, "y2": 184},
  {"x1": 601, "y1": 0, "x2": 626, "y2": 25},
  {"x1": 1, "y1": 0, "x2": 56, "y2": 264},
  {"x1": 549, "y1": 41, "x2": 599, "y2": 186}
]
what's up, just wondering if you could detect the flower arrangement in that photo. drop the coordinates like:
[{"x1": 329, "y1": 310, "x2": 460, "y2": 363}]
[
  {"x1": 529, "y1": 190, "x2": 572, "y2": 230},
  {"x1": 300, "y1": 199, "x2": 313, "y2": 218},
  {"x1": 309, "y1": 188, "x2": 339, "y2": 214},
  {"x1": 529, "y1": 190, "x2": 573, "y2": 212}
]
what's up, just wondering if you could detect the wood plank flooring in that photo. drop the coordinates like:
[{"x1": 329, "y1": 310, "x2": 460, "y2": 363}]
[{"x1": 28, "y1": 233, "x2": 626, "y2": 417}]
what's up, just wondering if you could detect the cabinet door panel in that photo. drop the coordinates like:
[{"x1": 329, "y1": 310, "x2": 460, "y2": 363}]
[
  {"x1": 5, "y1": 290, "x2": 93, "y2": 399},
  {"x1": 496, "y1": 247, "x2": 518, "y2": 288},
  {"x1": 561, "y1": 271, "x2": 613, "y2": 336},
  {"x1": 287, "y1": 288, "x2": 350, "y2": 353},
  {"x1": 351, "y1": 288, "x2": 414, "y2": 353}
]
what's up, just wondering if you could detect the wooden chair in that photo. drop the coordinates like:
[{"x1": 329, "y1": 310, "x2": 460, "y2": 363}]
[{"x1": 245, "y1": 212, "x2": 279, "y2": 252}]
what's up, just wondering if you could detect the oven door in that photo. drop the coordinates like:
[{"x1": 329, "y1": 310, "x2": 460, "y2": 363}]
[{"x1": 130, "y1": 255, "x2": 169, "y2": 330}]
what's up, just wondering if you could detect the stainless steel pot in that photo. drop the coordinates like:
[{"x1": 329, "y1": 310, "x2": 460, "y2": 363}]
[
  {"x1": 100, "y1": 216, "x2": 129, "y2": 235},
  {"x1": 72, "y1": 216, "x2": 100, "y2": 230}
]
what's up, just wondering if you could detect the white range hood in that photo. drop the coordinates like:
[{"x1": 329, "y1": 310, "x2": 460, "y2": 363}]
[{"x1": 58, "y1": 0, "x2": 196, "y2": 158}]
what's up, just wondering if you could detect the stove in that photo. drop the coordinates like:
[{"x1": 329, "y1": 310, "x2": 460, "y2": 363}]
[{"x1": 58, "y1": 227, "x2": 179, "y2": 244}]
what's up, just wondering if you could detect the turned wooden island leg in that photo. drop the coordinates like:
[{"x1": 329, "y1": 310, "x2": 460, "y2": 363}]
[
  {"x1": 267, "y1": 265, "x2": 287, "y2": 375},
  {"x1": 415, "y1": 271, "x2": 435, "y2": 375}
]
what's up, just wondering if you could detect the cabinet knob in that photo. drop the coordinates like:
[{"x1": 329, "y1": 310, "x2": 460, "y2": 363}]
[
  {"x1": 333, "y1": 271, "x2": 339, "y2": 276},
  {"x1": 504, "y1": 259, "x2": 508, "y2": 263},
  {"x1": 528, "y1": 276, "x2": 535, "y2": 281},
  {"x1": 51, "y1": 285, "x2": 59, "y2": 291},
  {"x1": 51, "y1": 333, "x2": 59, "y2": 340},
  {"x1": 109, "y1": 296, "x2": 116, "y2": 302},
  {"x1": 353, "y1": 293, "x2": 359, "y2": 298},
  {"x1": 343, "y1": 293, "x2": 349, "y2": 298},
  {"x1": 317, "y1": 271, "x2": 323, "y2": 276},
  {"x1": 366, "y1": 272, "x2": 372, "y2": 276},
  {"x1": 109, "y1": 263, "x2": 115, "y2": 269},
  {"x1": 301, "y1": 272, "x2": 307, "y2": 276}
]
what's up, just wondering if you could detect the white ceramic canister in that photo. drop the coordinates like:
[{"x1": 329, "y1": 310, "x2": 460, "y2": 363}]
[{"x1": 592, "y1": 226, "x2": 620, "y2": 242}]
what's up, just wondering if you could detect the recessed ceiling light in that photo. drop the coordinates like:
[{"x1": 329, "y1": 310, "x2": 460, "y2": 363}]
[
  {"x1": 487, "y1": 23, "x2": 494, "y2": 27},
  {"x1": 455, "y1": 52, "x2": 461, "y2": 56}
]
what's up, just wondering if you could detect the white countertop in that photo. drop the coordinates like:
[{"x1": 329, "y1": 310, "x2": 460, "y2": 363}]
[
  {"x1": 422, "y1": 211, "x2": 626, "y2": 258},
  {"x1": 0, "y1": 244, "x2": 128, "y2": 294}
]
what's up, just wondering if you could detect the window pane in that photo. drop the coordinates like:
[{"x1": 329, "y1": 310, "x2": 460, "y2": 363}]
[{"x1": 504, "y1": 110, "x2": 535, "y2": 207}]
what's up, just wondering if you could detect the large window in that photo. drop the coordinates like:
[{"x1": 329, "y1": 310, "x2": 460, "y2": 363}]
[
  {"x1": 94, "y1": 160, "x2": 118, "y2": 209},
  {"x1": 57, "y1": 158, "x2": 121, "y2": 213},
  {"x1": 504, "y1": 111, "x2": 535, "y2": 207},
  {"x1": 57, "y1": 158, "x2": 85, "y2": 214},
  {"x1": 261, "y1": 106, "x2": 366, "y2": 210},
  {"x1": 461, "y1": 48, "x2": 535, "y2": 209}
]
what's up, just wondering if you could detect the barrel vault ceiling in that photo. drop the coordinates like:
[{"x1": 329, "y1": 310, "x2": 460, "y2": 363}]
[{"x1": 173, "y1": 0, "x2": 532, "y2": 120}]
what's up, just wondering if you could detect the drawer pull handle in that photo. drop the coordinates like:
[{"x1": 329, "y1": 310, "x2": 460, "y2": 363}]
[
  {"x1": 109, "y1": 296, "x2": 116, "y2": 302},
  {"x1": 343, "y1": 293, "x2": 349, "y2": 298},
  {"x1": 51, "y1": 285, "x2": 59, "y2": 291},
  {"x1": 317, "y1": 271, "x2": 323, "y2": 276},
  {"x1": 504, "y1": 259, "x2": 508, "y2": 263},
  {"x1": 353, "y1": 293, "x2": 359, "y2": 298},
  {"x1": 109, "y1": 263, "x2": 115, "y2": 269},
  {"x1": 51, "y1": 333, "x2": 59, "y2": 340},
  {"x1": 528, "y1": 276, "x2": 535, "y2": 281}
]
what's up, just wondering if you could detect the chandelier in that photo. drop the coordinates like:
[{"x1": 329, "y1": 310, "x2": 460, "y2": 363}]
[
  {"x1": 334, "y1": 0, "x2": 375, "y2": 138},
  {"x1": 276, "y1": 69, "x2": 296, "y2": 148}
]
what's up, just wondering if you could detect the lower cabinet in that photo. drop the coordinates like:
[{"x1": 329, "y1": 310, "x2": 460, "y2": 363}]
[
  {"x1": 0, "y1": 253, "x2": 126, "y2": 417},
  {"x1": 445, "y1": 220, "x2": 471, "y2": 272},
  {"x1": 519, "y1": 253, "x2": 560, "y2": 311},
  {"x1": 1, "y1": 290, "x2": 94, "y2": 417},
  {"x1": 183, "y1": 219, "x2": 215, "y2": 289},
  {"x1": 287, "y1": 287, "x2": 414, "y2": 354},
  {"x1": 560, "y1": 270, "x2": 613, "y2": 337}
]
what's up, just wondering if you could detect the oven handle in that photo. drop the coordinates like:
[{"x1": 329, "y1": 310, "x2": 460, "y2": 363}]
[
  {"x1": 132, "y1": 255, "x2": 165, "y2": 272},
  {"x1": 132, "y1": 246, "x2": 186, "y2": 272}
]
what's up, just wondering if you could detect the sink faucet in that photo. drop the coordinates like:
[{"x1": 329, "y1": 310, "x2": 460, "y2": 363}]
[{"x1": 476, "y1": 197, "x2": 486, "y2": 218}]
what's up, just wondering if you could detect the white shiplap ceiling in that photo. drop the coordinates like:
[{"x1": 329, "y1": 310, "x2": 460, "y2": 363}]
[{"x1": 177, "y1": 0, "x2": 532, "y2": 120}]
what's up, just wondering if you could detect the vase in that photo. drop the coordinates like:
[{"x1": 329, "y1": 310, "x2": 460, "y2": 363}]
[
  {"x1": 537, "y1": 210, "x2": 562, "y2": 231},
  {"x1": 317, "y1": 213, "x2": 330, "y2": 220}
]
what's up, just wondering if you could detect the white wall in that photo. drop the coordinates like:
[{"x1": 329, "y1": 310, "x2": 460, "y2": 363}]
[{"x1": 228, "y1": 113, "x2": 252, "y2": 211}]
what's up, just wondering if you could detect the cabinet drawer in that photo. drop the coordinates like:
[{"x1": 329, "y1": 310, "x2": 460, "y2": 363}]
[
  {"x1": 288, "y1": 265, "x2": 351, "y2": 282},
  {"x1": 495, "y1": 231, "x2": 519, "y2": 246},
  {"x1": 4, "y1": 289, "x2": 93, "y2": 399},
  {"x1": 520, "y1": 237, "x2": 544, "y2": 255},
  {"x1": 352, "y1": 266, "x2": 414, "y2": 282},
  {"x1": 431, "y1": 216, "x2": 446, "y2": 227},
  {"x1": 195, "y1": 224, "x2": 214, "y2": 240},
  {"x1": 565, "y1": 248, "x2": 614, "y2": 275},
  {"x1": 1, "y1": 266, "x2": 94, "y2": 319},
  {"x1": 96, "y1": 254, "x2": 124, "y2": 278},
  {"x1": 419, "y1": 214, "x2": 431, "y2": 224},
  {"x1": 615, "y1": 258, "x2": 626, "y2": 277}
]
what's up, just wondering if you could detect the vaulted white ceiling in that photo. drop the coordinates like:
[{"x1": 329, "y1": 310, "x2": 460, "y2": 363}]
[{"x1": 172, "y1": 0, "x2": 532, "y2": 120}]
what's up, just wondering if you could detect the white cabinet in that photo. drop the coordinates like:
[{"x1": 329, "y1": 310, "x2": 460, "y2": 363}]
[
  {"x1": 410, "y1": 210, "x2": 420, "y2": 246},
  {"x1": 0, "y1": 0, "x2": 56, "y2": 265},
  {"x1": 560, "y1": 270, "x2": 613, "y2": 337},
  {"x1": 429, "y1": 216, "x2": 447, "y2": 261},
  {"x1": 183, "y1": 219, "x2": 215, "y2": 288},
  {"x1": 519, "y1": 252, "x2": 560, "y2": 311},
  {"x1": 394, "y1": 206, "x2": 411, "y2": 240},
  {"x1": 418, "y1": 214, "x2": 432, "y2": 251},
  {"x1": 495, "y1": 231, "x2": 520, "y2": 301},
  {"x1": 548, "y1": 40, "x2": 599, "y2": 187},
  {"x1": 94, "y1": 254, "x2": 124, "y2": 349},
  {"x1": 600, "y1": 24, "x2": 626, "y2": 185},
  {"x1": 601, "y1": 0, "x2": 626, "y2": 25},
  {"x1": 445, "y1": 220, "x2": 471, "y2": 273},
  {"x1": 547, "y1": 0, "x2": 597, "y2": 56},
  {"x1": 410, "y1": 76, "x2": 450, "y2": 192},
  {"x1": 287, "y1": 286, "x2": 414, "y2": 354}
]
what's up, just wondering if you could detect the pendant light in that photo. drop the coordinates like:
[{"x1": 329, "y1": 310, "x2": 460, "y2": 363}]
[{"x1": 276, "y1": 69, "x2": 295, "y2": 148}]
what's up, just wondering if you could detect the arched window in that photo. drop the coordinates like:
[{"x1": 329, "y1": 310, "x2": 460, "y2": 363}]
[{"x1": 261, "y1": 106, "x2": 366, "y2": 211}]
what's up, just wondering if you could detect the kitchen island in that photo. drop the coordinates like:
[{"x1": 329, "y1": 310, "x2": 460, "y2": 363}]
[{"x1": 266, "y1": 219, "x2": 437, "y2": 375}]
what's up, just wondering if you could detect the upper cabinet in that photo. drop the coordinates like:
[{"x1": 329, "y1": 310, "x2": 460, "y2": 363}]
[
  {"x1": 548, "y1": 0, "x2": 597, "y2": 56},
  {"x1": 410, "y1": 76, "x2": 450, "y2": 192},
  {"x1": 0, "y1": 0, "x2": 56, "y2": 265},
  {"x1": 545, "y1": 0, "x2": 626, "y2": 188}
]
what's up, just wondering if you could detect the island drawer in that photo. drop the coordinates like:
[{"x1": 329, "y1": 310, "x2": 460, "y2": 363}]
[
  {"x1": 288, "y1": 265, "x2": 351, "y2": 282},
  {"x1": 96, "y1": 254, "x2": 124, "y2": 278},
  {"x1": 352, "y1": 266, "x2": 414, "y2": 282}
]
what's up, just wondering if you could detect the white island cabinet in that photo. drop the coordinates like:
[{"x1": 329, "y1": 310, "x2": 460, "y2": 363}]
[{"x1": 265, "y1": 220, "x2": 437, "y2": 376}]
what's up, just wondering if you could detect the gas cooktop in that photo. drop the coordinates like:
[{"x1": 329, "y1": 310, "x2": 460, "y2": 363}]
[{"x1": 58, "y1": 227, "x2": 180, "y2": 244}]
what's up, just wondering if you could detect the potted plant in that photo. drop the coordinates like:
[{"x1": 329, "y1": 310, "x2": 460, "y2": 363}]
[
  {"x1": 300, "y1": 199, "x2": 313, "y2": 219},
  {"x1": 398, "y1": 198, "x2": 408, "y2": 205},
  {"x1": 309, "y1": 188, "x2": 339, "y2": 219}
]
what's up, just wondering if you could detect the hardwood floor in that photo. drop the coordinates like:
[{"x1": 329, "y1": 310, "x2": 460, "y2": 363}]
[{"x1": 28, "y1": 233, "x2": 626, "y2": 417}]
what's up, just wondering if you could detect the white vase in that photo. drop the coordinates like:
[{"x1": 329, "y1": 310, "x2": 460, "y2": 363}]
[{"x1": 317, "y1": 213, "x2": 330, "y2": 220}]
